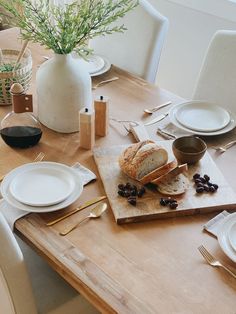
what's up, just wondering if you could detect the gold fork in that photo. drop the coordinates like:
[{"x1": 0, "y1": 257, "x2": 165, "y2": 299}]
[
  {"x1": 33, "y1": 152, "x2": 45, "y2": 162},
  {"x1": 92, "y1": 76, "x2": 119, "y2": 90},
  {"x1": 0, "y1": 152, "x2": 45, "y2": 182},
  {"x1": 212, "y1": 140, "x2": 236, "y2": 153},
  {"x1": 198, "y1": 245, "x2": 236, "y2": 279}
]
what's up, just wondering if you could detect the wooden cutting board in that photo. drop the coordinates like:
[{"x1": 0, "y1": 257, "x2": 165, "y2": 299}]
[{"x1": 93, "y1": 141, "x2": 236, "y2": 224}]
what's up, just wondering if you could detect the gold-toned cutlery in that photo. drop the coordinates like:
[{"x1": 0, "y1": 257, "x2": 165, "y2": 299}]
[
  {"x1": 59, "y1": 202, "x2": 107, "y2": 236},
  {"x1": 33, "y1": 152, "x2": 45, "y2": 162},
  {"x1": 212, "y1": 140, "x2": 236, "y2": 153},
  {"x1": 92, "y1": 76, "x2": 119, "y2": 90},
  {"x1": 144, "y1": 111, "x2": 169, "y2": 126},
  {"x1": 111, "y1": 112, "x2": 169, "y2": 130},
  {"x1": 198, "y1": 245, "x2": 236, "y2": 279},
  {"x1": 143, "y1": 101, "x2": 172, "y2": 114},
  {"x1": 46, "y1": 195, "x2": 107, "y2": 226},
  {"x1": 0, "y1": 152, "x2": 45, "y2": 183},
  {"x1": 110, "y1": 117, "x2": 138, "y2": 133},
  {"x1": 157, "y1": 127, "x2": 176, "y2": 139}
]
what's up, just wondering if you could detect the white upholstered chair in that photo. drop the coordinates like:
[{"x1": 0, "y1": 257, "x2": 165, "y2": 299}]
[
  {"x1": 0, "y1": 213, "x2": 99, "y2": 314},
  {"x1": 90, "y1": 0, "x2": 169, "y2": 83},
  {"x1": 193, "y1": 30, "x2": 236, "y2": 113}
]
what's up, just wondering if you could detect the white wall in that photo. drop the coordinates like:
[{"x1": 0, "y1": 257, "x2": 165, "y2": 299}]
[{"x1": 149, "y1": 0, "x2": 236, "y2": 99}]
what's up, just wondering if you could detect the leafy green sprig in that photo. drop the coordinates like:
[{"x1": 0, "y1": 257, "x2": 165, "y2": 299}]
[
  {"x1": 0, "y1": 0, "x2": 138, "y2": 56},
  {"x1": 0, "y1": 63, "x2": 15, "y2": 72}
]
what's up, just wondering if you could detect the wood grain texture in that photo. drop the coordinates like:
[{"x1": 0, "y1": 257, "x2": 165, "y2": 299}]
[
  {"x1": 94, "y1": 141, "x2": 236, "y2": 224},
  {"x1": 1, "y1": 28, "x2": 236, "y2": 314},
  {"x1": 94, "y1": 97, "x2": 109, "y2": 137}
]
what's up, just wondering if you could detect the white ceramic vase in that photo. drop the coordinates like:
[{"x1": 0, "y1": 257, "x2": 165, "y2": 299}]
[{"x1": 36, "y1": 53, "x2": 92, "y2": 133}]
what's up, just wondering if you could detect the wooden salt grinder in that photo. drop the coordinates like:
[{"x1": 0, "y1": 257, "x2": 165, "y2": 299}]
[
  {"x1": 94, "y1": 96, "x2": 109, "y2": 136},
  {"x1": 79, "y1": 108, "x2": 95, "y2": 150}
]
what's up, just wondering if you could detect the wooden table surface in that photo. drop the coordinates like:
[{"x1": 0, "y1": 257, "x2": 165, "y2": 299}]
[{"x1": 1, "y1": 28, "x2": 236, "y2": 314}]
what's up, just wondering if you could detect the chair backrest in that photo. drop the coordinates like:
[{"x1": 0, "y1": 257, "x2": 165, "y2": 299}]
[
  {"x1": 90, "y1": 0, "x2": 169, "y2": 83},
  {"x1": 0, "y1": 213, "x2": 37, "y2": 314},
  {"x1": 193, "y1": 30, "x2": 236, "y2": 113}
]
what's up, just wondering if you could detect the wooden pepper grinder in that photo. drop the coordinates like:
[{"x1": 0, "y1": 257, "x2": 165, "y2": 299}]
[
  {"x1": 94, "y1": 95, "x2": 109, "y2": 136},
  {"x1": 79, "y1": 107, "x2": 95, "y2": 150}
]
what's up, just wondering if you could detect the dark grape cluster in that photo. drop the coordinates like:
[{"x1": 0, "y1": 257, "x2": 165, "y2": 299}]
[
  {"x1": 117, "y1": 183, "x2": 146, "y2": 206},
  {"x1": 193, "y1": 173, "x2": 218, "y2": 194},
  {"x1": 160, "y1": 197, "x2": 178, "y2": 209}
]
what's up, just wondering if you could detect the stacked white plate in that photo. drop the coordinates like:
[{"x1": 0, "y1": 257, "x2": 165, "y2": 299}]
[
  {"x1": 76, "y1": 54, "x2": 111, "y2": 77},
  {"x1": 0, "y1": 162, "x2": 83, "y2": 213},
  {"x1": 169, "y1": 101, "x2": 236, "y2": 136},
  {"x1": 218, "y1": 213, "x2": 236, "y2": 262}
]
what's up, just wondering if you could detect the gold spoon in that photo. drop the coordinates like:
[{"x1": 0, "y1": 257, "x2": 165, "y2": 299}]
[
  {"x1": 144, "y1": 101, "x2": 171, "y2": 114},
  {"x1": 59, "y1": 202, "x2": 107, "y2": 236}
]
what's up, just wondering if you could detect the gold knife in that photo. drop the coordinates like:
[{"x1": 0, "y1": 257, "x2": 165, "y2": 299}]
[
  {"x1": 144, "y1": 112, "x2": 169, "y2": 126},
  {"x1": 46, "y1": 195, "x2": 107, "y2": 226}
]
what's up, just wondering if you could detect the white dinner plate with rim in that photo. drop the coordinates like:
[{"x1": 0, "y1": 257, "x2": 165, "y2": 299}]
[
  {"x1": 90, "y1": 56, "x2": 111, "y2": 77},
  {"x1": 74, "y1": 54, "x2": 111, "y2": 76},
  {"x1": 218, "y1": 213, "x2": 236, "y2": 263},
  {"x1": 1, "y1": 162, "x2": 83, "y2": 213},
  {"x1": 169, "y1": 103, "x2": 236, "y2": 136},
  {"x1": 9, "y1": 167, "x2": 75, "y2": 207},
  {"x1": 228, "y1": 222, "x2": 236, "y2": 252},
  {"x1": 175, "y1": 101, "x2": 230, "y2": 132},
  {"x1": 79, "y1": 54, "x2": 105, "y2": 74}
]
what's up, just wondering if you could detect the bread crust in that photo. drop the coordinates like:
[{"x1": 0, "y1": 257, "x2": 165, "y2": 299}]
[
  {"x1": 119, "y1": 140, "x2": 168, "y2": 180},
  {"x1": 139, "y1": 159, "x2": 177, "y2": 185}
]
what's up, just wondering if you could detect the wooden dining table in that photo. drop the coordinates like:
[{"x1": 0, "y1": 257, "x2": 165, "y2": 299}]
[{"x1": 1, "y1": 28, "x2": 236, "y2": 314}]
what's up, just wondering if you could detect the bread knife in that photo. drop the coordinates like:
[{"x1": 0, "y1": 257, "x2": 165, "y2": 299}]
[
  {"x1": 144, "y1": 112, "x2": 169, "y2": 126},
  {"x1": 46, "y1": 195, "x2": 107, "y2": 226}
]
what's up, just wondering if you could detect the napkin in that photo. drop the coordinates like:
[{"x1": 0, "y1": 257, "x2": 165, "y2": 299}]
[
  {"x1": 72, "y1": 162, "x2": 96, "y2": 185},
  {"x1": 203, "y1": 211, "x2": 231, "y2": 237},
  {"x1": 160, "y1": 122, "x2": 191, "y2": 139},
  {"x1": 0, "y1": 162, "x2": 97, "y2": 230}
]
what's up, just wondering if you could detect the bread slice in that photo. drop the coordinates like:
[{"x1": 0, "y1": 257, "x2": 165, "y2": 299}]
[
  {"x1": 139, "y1": 159, "x2": 177, "y2": 185},
  {"x1": 157, "y1": 173, "x2": 189, "y2": 195},
  {"x1": 151, "y1": 163, "x2": 188, "y2": 185},
  {"x1": 119, "y1": 140, "x2": 168, "y2": 180}
]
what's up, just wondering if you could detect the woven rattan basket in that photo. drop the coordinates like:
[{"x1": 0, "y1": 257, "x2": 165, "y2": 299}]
[{"x1": 0, "y1": 49, "x2": 32, "y2": 105}]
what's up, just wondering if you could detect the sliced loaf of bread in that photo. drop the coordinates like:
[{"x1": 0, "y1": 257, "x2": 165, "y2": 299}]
[
  {"x1": 157, "y1": 173, "x2": 189, "y2": 195},
  {"x1": 151, "y1": 163, "x2": 188, "y2": 185},
  {"x1": 119, "y1": 140, "x2": 168, "y2": 180},
  {"x1": 139, "y1": 159, "x2": 177, "y2": 185}
]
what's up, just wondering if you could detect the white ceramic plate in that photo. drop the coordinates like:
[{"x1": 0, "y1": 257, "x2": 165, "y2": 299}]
[
  {"x1": 175, "y1": 101, "x2": 230, "y2": 132},
  {"x1": 228, "y1": 222, "x2": 236, "y2": 252},
  {"x1": 169, "y1": 103, "x2": 236, "y2": 136},
  {"x1": 80, "y1": 55, "x2": 105, "y2": 74},
  {"x1": 90, "y1": 56, "x2": 111, "y2": 77},
  {"x1": 218, "y1": 213, "x2": 236, "y2": 262},
  {"x1": 1, "y1": 162, "x2": 83, "y2": 213},
  {"x1": 9, "y1": 167, "x2": 75, "y2": 206},
  {"x1": 74, "y1": 53, "x2": 111, "y2": 76}
]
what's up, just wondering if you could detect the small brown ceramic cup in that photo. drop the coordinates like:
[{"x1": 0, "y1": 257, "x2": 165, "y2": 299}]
[{"x1": 172, "y1": 136, "x2": 207, "y2": 164}]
